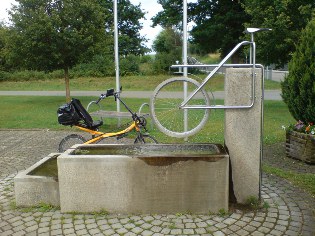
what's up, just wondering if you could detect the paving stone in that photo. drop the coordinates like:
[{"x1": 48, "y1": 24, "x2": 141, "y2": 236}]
[
  {"x1": 124, "y1": 232, "x2": 137, "y2": 236},
  {"x1": 262, "y1": 221, "x2": 275, "y2": 229},
  {"x1": 107, "y1": 219, "x2": 119, "y2": 224},
  {"x1": 25, "y1": 220, "x2": 37, "y2": 227},
  {"x1": 152, "y1": 233, "x2": 164, "y2": 236},
  {"x1": 86, "y1": 223, "x2": 98, "y2": 230},
  {"x1": 115, "y1": 227, "x2": 128, "y2": 235},
  {"x1": 243, "y1": 224, "x2": 257, "y2": 232},
  {"x1": 185, "y1": 222, "x2": 197, "y2": 229},
  {"x1": 150, "y1": 219, "x2": 163, "y2": 226},
  {"x1": 141, "y1": 223, "x2": 153, "y2": 230},
  {"x1": 50, "y1": 229, "x2": 63, "y2": 235},
  {"x1": 170, "y1": 228, "x2": 182, "y2": 235},
  {"x1": 141, "y1": 230, "x2": 154, "y2": 236},
  {"x1": 160, "y1": 227, "x2": 171, "y2": 235},
  {"x1": 143, "y1": 216, "x2": 155, "y2": 222},
  {"x1": 13, "y1": 224, "x2": 26, "y2": 233},
  {"x1": 251, "y1": 231, "x2": 265, "y2": 236},
  {"x1": 195, "y1": 227, "x2": 207, "y2": 234},
  {"x1": 215, "y1": 222, "x2": 227, "y2": 229},
  {"x1": 228, "y1": 224, "x2": 241, "y2": 232},
  {"x1": 74, "y1": 224, "x2": 85, "y2": 231},
  {"x1": 1, "y1": 230, "x2": 14, "y2": 236},
  {"x1": 63, "y1": 227, "x2": 76, "y2": 235},
  {"x1": 268, "y1": 229, "x2": 282, "y2": 236},
  {"x1": 131, "y1": 226, "x2": 143, "y2": 234},
  {"x1": 11, "y1": 220, "x2": 24, "y2": 227},
  {"x1": 119, "y1": 218, "x2": 130, "y2": 224},
  {"x1": 103, "y1": 228, "x2": 115, "y2": 235},
  {"x1": 12, "y1": 230, "x2": 27, "y2": 236},
  {"x1": 183, "y1": 228, "x2": 194, "y2": 234},
  {"x1": 151, "y1": 226, "x2": 162, "y2": 233},
  {"x1": 99, "y1": 224, "x2": 111, "y2": 231},
  {"x1": 174, "y1": 222, "x2": 185, "y2": 229},
  {"x1": 223, "y1": 218, "x2": 237, "y2": 225},
  {"x1": 234, "y1": 220, "x2": 246, "y2": 227},
  {"x1": 235, "y1": 229, "x2": 250, "y2": 235},
  {"x1": 213, "y1": 231, "x2": 225, "y2": 236},
  {"x1": 258, "y1": 226, "x2": 271, "y2": 234}
]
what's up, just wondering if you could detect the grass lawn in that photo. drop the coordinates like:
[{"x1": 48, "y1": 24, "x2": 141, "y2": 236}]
[
  {"x1": 0, "y1": 96, "x2": 294, "y2": 144},
  {"x1": 0, "y1": 74, "x2": 281, "y2": 91}
]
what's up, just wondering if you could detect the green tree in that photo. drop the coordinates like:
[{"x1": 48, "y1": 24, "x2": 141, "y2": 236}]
[
  {"x1": 152, "y1": 0, "x2": 249, "y2": 62},
  {"x1": 9, "y1": 0, "x2": 105, "y2": 101},
  {"x1": 281, "y1": 16, "x2": 315, "y2": 124},
  {"x1": 152, "y1": 27, "x2": 182, "y2": 72},
  {"x1": 190, "y1": 0, "x2": 249, "y2": 62},
  {"x1": 152, "y1": 0, "x2": 186, "y2": 29},
  {"x1": 100, "y1": 0, "x2": 149, "y2": 56},
  {"x1": 0, "y1": 23, "x2": 8, "y2": 71},
  {"x1": 244, "y1": 0, "x2": 315, "y2": 67}
]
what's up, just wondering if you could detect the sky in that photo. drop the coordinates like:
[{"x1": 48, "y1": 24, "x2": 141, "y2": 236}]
[{"x1": 0, "y1": 0, "x2": 163, "y2": 49}]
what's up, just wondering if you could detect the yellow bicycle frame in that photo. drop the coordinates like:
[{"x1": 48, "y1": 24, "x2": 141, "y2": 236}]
[{"x1": 74, "y1": 121, "x2": 140, "y2": 144}]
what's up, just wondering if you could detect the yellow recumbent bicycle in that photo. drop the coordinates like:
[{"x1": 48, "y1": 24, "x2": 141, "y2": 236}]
[{"x1": 57, "y1": 88, "x2": 158, "y2": 152}]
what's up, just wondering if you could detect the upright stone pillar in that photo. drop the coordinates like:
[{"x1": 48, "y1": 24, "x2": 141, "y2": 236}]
[{"x1": 224, "y1": 68, "x2": 263, "y2": 203}]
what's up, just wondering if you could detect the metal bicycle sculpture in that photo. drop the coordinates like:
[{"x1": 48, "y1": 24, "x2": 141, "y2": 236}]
[{"x1": 150, "y1": 28, "x2": 272, "y2": 138}]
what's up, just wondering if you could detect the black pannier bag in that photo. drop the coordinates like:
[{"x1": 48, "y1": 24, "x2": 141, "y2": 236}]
[{"x1": 57, "y1": 101, "x2": 81, "y2": 126}]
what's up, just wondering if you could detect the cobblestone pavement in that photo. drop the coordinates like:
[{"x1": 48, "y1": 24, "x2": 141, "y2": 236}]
[{"x1": 0, "y1": 130, "x2": 314, "y2": 236}]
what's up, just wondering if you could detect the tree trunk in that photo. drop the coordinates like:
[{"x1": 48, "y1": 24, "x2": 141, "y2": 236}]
[{"x1": 64, "y1": 67, "x2": 71, "y2": 102}]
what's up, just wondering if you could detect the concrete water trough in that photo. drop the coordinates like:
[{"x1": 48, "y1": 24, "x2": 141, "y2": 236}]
[
  {"x1": 14, "y1": 144, "x2": 229, "y2": 214},
  {"x1": 14, "y1": 153, "x2": 60, "y2": 207},
  {"x1": 58, "y1": 143, "x2": 229, "y2": 214}
]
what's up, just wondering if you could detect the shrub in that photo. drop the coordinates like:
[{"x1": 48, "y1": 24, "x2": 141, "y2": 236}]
[
  {"x1": 0, "y1": 70, "x2": 10, "y2": 81},
  {"x1": 140, "y1": 54, "x2": 153, "y2": 63},
  {"x1": 71, "y1": 55, "x2": 115, "y2": 77},
  {"x1": 281, "y1": 17, "x2": 315, "y2": 124},
  {"x1": 153, "y1": 52, "x2": 181, "y2": 73},
  {"x1": 120, "y1": 54, "x2": 140, "y2": 76},
  {"x1": 0, "y1": 70, "x2": 64, "y2": 81}
]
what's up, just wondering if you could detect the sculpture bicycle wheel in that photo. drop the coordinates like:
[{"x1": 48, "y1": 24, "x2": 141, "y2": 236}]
[{"x1": 150, "y1": 77, "x2": 210, "y2": 138}]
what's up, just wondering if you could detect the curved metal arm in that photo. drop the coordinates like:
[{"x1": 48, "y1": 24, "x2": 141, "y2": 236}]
[{"x1": 180, "y1": 40, "x2": 252, "y2": 107}]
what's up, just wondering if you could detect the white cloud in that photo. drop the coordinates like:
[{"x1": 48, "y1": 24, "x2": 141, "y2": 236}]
[{"x1": 130, "y1": 0, "x2": 163, "y2": 50}]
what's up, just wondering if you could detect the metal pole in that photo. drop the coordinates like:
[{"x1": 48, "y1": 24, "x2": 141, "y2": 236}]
[
  {"x1": 183, "y1": 0, "x2": 188, "y2": 140},
  {"x1": 114, "y1": 0, "x2": 120, "y2": 115}
]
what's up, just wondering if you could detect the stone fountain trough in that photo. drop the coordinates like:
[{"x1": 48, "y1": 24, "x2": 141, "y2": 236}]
[
  {"x1": 15, "y1": 144, "x2": 229, "y2": 214},
  {"x1": 14, "y1": 153, "x2": 60, "y2": 207},
  {"x1": 58, "y1": 143, "x2": 229, "y2": 214}
]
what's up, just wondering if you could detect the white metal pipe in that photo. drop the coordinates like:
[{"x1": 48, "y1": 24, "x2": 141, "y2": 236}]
[
  {"x1": 114, "y1": 0, "x2": 120, "y2": 114},
  {"x1": 183, "y1": 0, "x2": 188, "y2": 138}
]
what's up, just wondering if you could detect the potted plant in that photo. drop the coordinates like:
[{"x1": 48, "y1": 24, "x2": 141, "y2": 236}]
[
  {"x1": 285, "y1": 121, "x2": 315, "y2": 164},
  {"x1": 281, "y1": 17, "x2": 315, "y2": 164}
]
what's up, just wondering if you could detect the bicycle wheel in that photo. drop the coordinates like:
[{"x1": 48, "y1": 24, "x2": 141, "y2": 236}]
[
  {"x1": 134, "y1": 134, "x2": 158, "y2": 144},
  {"x1": 58, "y1": 134, "x2": 87, "y2": 152},
  {"x1": 150, "y1": 77, "x2": 210, "y2": 138}
]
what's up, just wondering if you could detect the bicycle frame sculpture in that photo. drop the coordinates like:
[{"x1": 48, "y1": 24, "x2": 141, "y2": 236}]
[{"x1": 150, "y1": 28, "x2": 271, "y2": 138}]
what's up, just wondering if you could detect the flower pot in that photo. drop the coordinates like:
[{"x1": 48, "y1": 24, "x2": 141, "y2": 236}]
[{"x1": 286, "y1": 130, "x2": 315, "y2": 164}]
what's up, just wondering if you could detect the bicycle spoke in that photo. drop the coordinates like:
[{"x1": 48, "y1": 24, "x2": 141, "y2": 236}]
[{"x1": 150, "y1": 77, "x2": 210, "y2": 138}]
